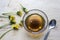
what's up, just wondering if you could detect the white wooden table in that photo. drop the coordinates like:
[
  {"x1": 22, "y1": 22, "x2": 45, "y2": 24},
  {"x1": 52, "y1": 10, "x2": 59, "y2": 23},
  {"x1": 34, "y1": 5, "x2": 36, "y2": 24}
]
[{"x1": 0, "y1": 0, "x2": 60, "y2": 40}]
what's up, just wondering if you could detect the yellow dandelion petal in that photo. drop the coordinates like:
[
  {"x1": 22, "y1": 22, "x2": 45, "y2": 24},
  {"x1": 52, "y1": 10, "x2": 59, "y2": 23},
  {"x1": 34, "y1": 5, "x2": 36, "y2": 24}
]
[{"x1": 11, "y1": 24, "x2": 19, "y2": 30}]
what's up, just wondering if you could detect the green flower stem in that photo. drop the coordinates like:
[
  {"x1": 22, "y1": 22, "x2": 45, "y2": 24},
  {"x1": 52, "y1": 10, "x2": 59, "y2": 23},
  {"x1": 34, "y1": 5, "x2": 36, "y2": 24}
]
[
  {"x1": 19, "y1": 3, "x2": 29, "y2": 20},
  {"x1": 2, "y1": 3, "x2": 28, "y2": 17},
  {"x1": 0, "y1": 29, "x2": 13, "y2": 39},
  {"x1": 0, "y1": 20, "x2": 16, "y2": 29},
  {"x1": 19, "y1": 3, "x2": 28, "y2": 13},
  {"x1": 0, "y1": 16, "x2": 8, "y2": 18},
  {"x1": 2, "y1": 12, "x2": 23, "y2": 17},
  {"x1": 2, "y1": 13, "x2": 16, "y2": 16},
  {"x1": 0, "y1": 23, "x2": 10, "y2": 29}
]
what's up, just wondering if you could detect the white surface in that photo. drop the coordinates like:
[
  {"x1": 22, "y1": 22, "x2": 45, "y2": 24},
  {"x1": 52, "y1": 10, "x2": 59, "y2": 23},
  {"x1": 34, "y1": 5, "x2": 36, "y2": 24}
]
[{"x1": 0, "y1": 0, "x2": 60, "y2": 40}]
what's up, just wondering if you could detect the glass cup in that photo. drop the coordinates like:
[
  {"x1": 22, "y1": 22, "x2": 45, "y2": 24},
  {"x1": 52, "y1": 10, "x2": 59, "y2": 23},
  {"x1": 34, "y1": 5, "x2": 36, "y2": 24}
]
[{"x1": 23, "y1": 9, "x2": 48, "y2": 38}]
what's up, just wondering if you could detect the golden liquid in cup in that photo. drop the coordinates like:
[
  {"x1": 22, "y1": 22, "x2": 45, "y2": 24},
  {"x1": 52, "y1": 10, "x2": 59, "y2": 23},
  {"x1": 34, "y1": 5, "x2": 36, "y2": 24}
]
[
  {"x1": 25, "y1": 14, "x2": 46, "y2": 38},
  {"x1": 25, "y1": 14, "x2": 45, "y2": 32}
]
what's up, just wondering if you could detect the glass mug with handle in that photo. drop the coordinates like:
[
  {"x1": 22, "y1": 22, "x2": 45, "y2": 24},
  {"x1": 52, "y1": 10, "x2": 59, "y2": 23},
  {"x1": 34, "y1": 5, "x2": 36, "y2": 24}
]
[{"x1": 23, "y1": 9, "x2": 48, "y2": 38}]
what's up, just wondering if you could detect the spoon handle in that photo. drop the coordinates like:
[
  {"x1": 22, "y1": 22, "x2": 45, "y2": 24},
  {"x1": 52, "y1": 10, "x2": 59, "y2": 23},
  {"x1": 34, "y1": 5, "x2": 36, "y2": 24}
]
[{"x1": 44, "y1": 29, "x2": 51, "y2": 40}]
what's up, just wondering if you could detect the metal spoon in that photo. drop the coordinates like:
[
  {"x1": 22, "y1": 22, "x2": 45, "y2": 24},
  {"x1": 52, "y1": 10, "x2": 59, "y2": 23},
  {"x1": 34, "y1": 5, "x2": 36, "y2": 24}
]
[{"x1": 44, "y1": 19, "x2": 56, "y2": 40}]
